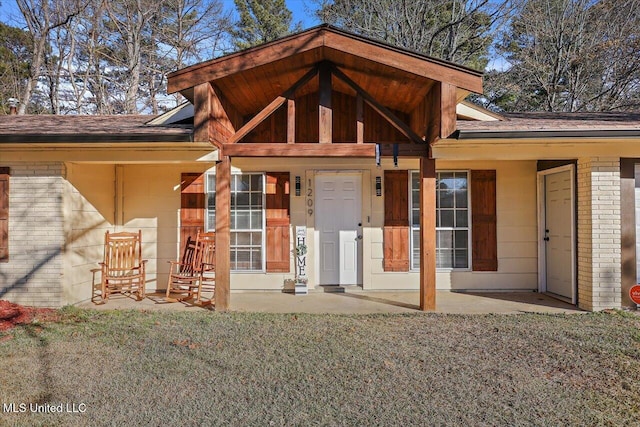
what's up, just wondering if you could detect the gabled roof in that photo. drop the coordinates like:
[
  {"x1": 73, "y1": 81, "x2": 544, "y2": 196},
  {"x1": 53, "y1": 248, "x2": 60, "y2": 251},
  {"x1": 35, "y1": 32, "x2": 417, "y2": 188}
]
[{"x1": 167, "y1": 25, "x2": 483, "y2": 116}]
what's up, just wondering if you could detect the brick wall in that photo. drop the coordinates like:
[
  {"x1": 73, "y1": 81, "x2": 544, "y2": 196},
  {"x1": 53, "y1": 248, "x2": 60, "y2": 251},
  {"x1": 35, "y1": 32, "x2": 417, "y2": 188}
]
[
  {"x1": 577, "y1": 157, "x2": 622, "y2": 311},
  {"x1": 0, "y1": 163, "x2": 66, "y2": 307}
]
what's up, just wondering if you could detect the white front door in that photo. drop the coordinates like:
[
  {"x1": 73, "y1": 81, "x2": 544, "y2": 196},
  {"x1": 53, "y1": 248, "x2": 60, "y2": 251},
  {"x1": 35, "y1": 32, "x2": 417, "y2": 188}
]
[
  {"x1": 315, "y1": 173, "x2": 362, "y2": 285},
  {"x1": 540, "y1": 166, "x2": 576, "y2": 303}
]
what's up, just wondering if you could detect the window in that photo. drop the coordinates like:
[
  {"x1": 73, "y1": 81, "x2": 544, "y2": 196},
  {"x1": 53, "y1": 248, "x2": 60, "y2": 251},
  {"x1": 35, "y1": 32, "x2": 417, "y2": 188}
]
[
  {"x1": 410, "y1": 171, "x2": 470, "y2": 269},
  {"x1": 207, "y1": 173, "x2": 265, "y2": 271}
]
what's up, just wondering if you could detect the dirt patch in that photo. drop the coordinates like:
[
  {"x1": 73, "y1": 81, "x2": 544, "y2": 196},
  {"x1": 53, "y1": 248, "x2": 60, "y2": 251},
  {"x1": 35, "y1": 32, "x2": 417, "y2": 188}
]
[{"x1": 0, "y1": 300, "x2": 59, "y2": 332}]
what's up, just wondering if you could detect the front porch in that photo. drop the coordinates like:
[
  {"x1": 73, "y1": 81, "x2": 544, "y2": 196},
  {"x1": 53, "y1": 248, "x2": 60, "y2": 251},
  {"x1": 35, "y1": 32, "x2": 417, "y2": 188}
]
[{"x1": 77, "y1": 289, "x2": 581, "y2": 315}]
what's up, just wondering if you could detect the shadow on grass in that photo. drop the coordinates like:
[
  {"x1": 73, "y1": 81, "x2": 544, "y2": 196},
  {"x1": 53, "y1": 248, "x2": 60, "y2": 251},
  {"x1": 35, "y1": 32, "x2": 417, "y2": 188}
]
[{"x1": 24, "y1": 324, "x2": 54, "y2": 404}]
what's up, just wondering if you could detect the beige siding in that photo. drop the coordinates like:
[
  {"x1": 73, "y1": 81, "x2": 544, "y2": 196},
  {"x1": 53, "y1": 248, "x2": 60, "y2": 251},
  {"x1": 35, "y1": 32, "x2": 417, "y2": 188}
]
[
  {"x1": 0, "y1": 163, "x2": 66, "y2": 307},
  {"x1": 227, "y1": 158, "x2": 539, "y2": 292},
  {"x1": 63, "y1": 163, "x2": 115, "y2": 305}
]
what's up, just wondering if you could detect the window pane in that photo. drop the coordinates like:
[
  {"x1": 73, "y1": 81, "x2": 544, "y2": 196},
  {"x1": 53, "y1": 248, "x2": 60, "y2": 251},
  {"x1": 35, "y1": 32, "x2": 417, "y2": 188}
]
[
  {"x1": 239, "y1": 175, "x2": 250, "y2": 191},
  {"x1": 440, "y1": 209, "x2": 454, "y2": 227},
  {"x1": 235, "y1": 231, "x2": 250, "y2": 245},
  {"x1": 456, "y1": 189, "x2": 468, "y2": 208},
  {"x1": 251, "y1": 192, "x2": 262, "y2": 206},
  {"x1": 412, "y1": 228, "x2": 420, "y2": 269},
  {"x1": 439, "y1": 190, "x2": 454, "y2": 208},
  {"x1": 251, "y1": 249, "x2": 262, "y2": 270},
  {"x1": 251, "y1": 174, "x2": 261, "y2": 191},
  {"x1": 238, "y1": 210, "x2": 252, "y2": 229},
  {"x1": 455, "y1": 250, "x2": 468, "y2": 268},
  {"x1": 454, "y1": 230, "x2": 468, "y2": 249},
  {"x1": 251, "y1": 211, "x2": 263, "y2": 229},
  {"x1": 456, "y1": 210, "x2": 468, "y2": 228},
  {"x1": 236, "y1": 192, "x2": 249, "y2": 207},
  {"x1": 437, "y1": 230, "x2": 453, "y2": 249},
  {"x1": 437, "y1": 249, "x2": 453, "y2": 268}
]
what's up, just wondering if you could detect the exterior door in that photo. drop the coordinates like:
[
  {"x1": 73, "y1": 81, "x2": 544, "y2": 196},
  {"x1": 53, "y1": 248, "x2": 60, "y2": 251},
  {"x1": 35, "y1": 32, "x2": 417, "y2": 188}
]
[
  {"x1": 315, "y1": 173, "x2": 362, "y2": 285},
  {"x1": 541, "y1": 166, "x2": 576, "y2": 303}
]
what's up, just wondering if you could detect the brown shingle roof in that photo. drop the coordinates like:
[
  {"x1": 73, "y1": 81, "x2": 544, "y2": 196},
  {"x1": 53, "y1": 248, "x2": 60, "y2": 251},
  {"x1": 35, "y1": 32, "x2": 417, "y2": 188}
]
[
  {"x1": 457, "y1": 112, "x2": 640, "y2": 131},
  {"x1": 0, "y1": 114, "x2": 193, "y2": 143}
]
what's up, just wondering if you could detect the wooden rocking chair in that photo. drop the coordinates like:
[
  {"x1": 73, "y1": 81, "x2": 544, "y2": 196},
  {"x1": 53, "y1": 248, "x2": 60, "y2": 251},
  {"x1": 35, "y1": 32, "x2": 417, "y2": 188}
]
[
  {"x1": 98, "y1": 230, "x2": 147, "y2": 301},
  {"x1": 166, "y1": 231, "x2": 215, "y2": 304},
  {"x1": 195, "y1": 232, "x2": 216, "y2": 305},
  {"x1": 166, "y1": 235, "x2": 201, "y2": 301}
]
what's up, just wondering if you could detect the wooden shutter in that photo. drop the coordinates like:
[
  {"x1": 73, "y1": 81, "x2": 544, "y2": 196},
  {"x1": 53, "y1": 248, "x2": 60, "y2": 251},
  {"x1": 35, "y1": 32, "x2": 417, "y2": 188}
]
[
  {"x1": 0, "y1": 167, "x2": 8, "y2": 262},
  {"x1": 266, "y1": 172, "x2": 290, "y2": 272},
  {"x1": 383, "y1": 170, "x2": 409, "y2": 271},
  {"x1": 471, "y1": 170, "x2": 497, "y2": 271},
  {"x1": 180, "y1": 173, "x2": 205, "y2": 255}
]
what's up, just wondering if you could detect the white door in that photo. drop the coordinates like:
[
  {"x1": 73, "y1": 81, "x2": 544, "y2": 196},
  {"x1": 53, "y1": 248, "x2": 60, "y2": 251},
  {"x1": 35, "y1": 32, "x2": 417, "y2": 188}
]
[
  {"x1": 541, "y1": 167, "x2": 575, "y2": 303},
  {"x1": 315, "y1": 173, "x2": 362, "y2": 285}
]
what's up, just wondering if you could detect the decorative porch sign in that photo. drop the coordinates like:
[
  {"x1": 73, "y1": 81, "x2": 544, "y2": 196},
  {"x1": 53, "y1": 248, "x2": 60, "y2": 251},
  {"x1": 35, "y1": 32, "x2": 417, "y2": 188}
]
[
  {"x1": 295, "y1": 226, "x2": 308, "y2": 294},
  {"x1": 630, "y1": 285, "x2": 640, "y2": 305}
]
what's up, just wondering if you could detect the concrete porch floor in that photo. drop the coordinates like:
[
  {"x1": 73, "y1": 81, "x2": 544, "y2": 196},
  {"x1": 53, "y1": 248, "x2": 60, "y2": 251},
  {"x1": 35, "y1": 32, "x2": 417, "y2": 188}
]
[{"x1": 77, "y1": 288, "x2": 583, "y2": 314}]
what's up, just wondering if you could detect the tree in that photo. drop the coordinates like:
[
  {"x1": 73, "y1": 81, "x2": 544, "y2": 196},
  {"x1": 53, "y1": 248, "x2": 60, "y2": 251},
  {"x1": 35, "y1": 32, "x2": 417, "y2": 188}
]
[
  {"x1": 316, "y1": 0, "x2": 512, "y2": 71},
  {"x1": 15, "y1": 0, "x2": 85, "y2": 114},
  {"x1": 230, "y1": 0, "x2": 301, "y2": 50},
  {"x1": 486, "y1": 0, "x2": 640, "y2": 112},
  {"x1": 0, "y1": 22, "x2": 32, "y2": 114}
]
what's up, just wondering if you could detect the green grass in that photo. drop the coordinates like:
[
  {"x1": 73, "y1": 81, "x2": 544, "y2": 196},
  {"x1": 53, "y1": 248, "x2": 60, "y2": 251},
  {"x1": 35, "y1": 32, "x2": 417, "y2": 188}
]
[{"x1": 1, "y1": 309, "x2": 639, "y2": 426}]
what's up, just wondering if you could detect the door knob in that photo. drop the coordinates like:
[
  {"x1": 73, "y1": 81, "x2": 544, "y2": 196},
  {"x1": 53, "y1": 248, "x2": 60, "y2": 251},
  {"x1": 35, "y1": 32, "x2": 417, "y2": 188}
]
[{"x1": 356, "y1": 235, "x2": 363, "y2": 240}]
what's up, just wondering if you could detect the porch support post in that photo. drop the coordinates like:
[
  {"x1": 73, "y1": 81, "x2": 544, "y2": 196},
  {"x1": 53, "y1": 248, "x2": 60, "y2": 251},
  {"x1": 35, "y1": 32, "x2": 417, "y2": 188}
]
[
  {"x1": 215, "y1": 155, "x2": 231, "y2": 311},
  {"x1": 576, "y1": 157, "x2": 621, "y2": 311},
  {"x1": 419, "y1": 156, "x2": 436, "y2": 311}
]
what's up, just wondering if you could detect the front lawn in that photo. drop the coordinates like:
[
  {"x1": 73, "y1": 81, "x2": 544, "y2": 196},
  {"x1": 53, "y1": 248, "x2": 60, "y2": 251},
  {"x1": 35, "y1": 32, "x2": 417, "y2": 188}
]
[{"x1": 1, "y1": 308, "x2": 639, "y2": 426}]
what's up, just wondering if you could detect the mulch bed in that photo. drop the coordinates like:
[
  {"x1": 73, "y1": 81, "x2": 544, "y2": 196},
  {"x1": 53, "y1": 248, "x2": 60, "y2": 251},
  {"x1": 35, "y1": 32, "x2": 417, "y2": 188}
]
[{"x1": 0, "y1": 300, "x2": 59, "y2": 332}]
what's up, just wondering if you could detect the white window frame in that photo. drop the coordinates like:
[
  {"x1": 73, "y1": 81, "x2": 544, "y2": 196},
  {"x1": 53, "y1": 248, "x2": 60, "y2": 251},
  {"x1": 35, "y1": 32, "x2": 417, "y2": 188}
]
[
  {"x1": 410, "y1": 170, "x2": 471, "y2": 271},
  {"x1": 206, "y1": 171, "x2": 266, "y2": 273}
]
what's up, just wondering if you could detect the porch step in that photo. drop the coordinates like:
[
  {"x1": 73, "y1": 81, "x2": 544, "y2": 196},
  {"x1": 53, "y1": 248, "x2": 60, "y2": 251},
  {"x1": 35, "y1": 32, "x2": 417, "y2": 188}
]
[{"x1": 321, "y1": 285, "x2": 346, "y2": 293}]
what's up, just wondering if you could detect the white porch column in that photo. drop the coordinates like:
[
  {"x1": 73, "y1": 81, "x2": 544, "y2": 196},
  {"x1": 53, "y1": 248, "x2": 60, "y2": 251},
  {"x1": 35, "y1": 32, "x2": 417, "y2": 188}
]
[{"x1": 577, "y1": 157, "x2": 621, "y2": 311}]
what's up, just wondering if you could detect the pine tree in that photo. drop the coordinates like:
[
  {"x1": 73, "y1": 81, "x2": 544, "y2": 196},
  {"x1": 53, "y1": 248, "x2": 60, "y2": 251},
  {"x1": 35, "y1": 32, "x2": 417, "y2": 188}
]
[{"x1": 231, "y1": 0, "x2": 301, "y2": 50}]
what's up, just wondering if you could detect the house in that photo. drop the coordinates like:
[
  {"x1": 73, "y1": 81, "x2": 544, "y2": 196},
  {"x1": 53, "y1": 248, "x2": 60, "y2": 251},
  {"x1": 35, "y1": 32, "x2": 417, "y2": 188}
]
[{"x1": 1, "y1": 25, "x2": 639, "y2": 312}]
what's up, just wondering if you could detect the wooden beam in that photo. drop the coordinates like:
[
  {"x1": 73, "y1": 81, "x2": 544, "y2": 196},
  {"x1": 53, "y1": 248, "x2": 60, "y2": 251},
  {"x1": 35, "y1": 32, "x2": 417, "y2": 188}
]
[
  {"x1": 379, "y1": 143, "x2": 429, "y2": 157},
  {"x1": 287, "y1": 98, "x2": 295, "y2": 144},
  {"x1": 356, "y1": 94, "x2": 364, "y2": 144},
  {"x1": 229, "y1": 66, "x2": 319, "y2": 144},
  {"x1": 322, "y1": 30, "x2": 483, "y2": 93},
  {"x1": 330, "y1": 65, "x2": 424, "y2": 144},
  {"x1": 440, "y1": 82, "x2": 457, "y2": 139},
  {"x1": 319, "y1": 62, "x2": 332, "y2": 143},
  {"x1": 210, "y1": 84, "x2": 235, "y2": 147},
  {"x1": 419, "y1": 156, "x2": 436, "y2": 311},
  {"x1": 168, "y1": 30, "x2": 324, "y2": 93},
  {"x1": 193, "y1": 82, "x2": 211, "y2": 143},
  {"x1": 222, "y1": 143, "x2": 376, "y2": 157},
  {"x1": 215, "y1": 156, "x2": 231, "y2": 311}
]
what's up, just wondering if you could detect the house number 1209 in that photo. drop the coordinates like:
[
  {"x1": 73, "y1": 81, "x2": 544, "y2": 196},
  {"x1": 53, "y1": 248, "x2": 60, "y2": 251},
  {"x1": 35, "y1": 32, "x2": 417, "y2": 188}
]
[{"x1": 307, "y1": 178, "x2": 313, "y2": 216}]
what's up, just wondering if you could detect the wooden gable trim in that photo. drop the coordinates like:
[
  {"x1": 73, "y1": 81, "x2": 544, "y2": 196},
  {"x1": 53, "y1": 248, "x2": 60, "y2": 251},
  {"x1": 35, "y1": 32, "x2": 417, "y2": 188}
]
[
  {"x1": 228, "y1": 65, "x2": 319, "y2": 144},
  {"x1": 322, "y1": 30, "x2": 483, "y2": 93},
  {"x1": 168, "y1": 30, "x2": 324, "y2": 94},
  {"x1": 168, "y1": 26, "x2": 483, "y2": 95}
]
